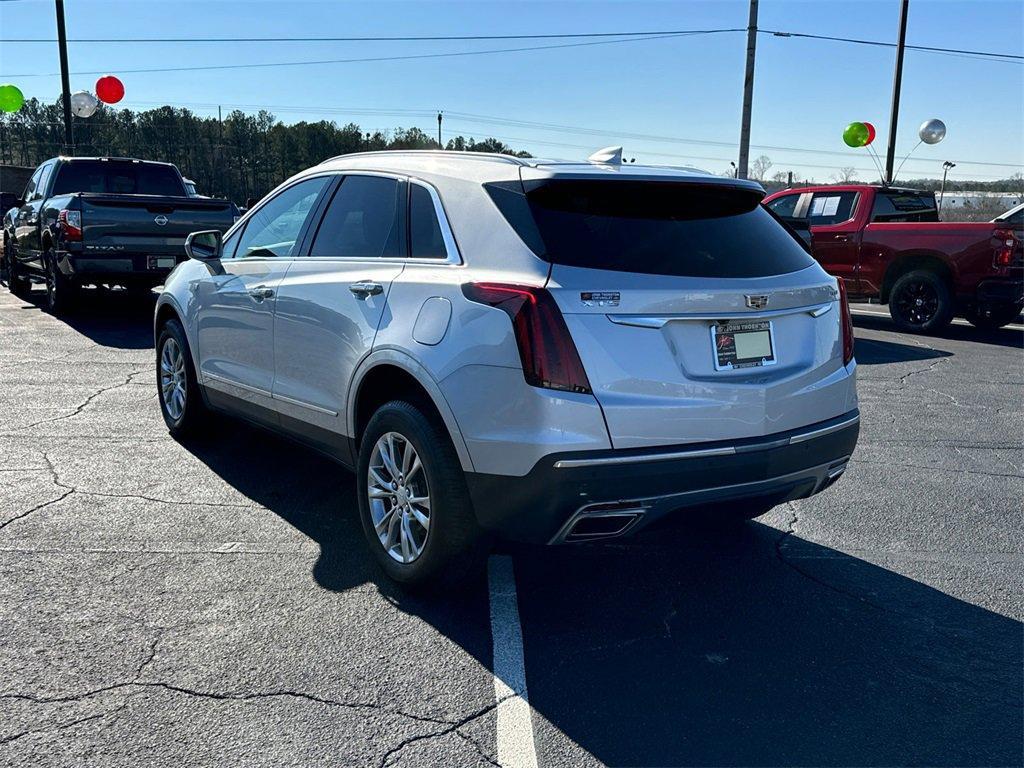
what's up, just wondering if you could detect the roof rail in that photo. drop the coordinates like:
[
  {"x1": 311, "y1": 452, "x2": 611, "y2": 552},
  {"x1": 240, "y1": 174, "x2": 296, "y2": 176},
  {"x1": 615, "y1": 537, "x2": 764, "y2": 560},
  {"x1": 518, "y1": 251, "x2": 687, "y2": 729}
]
[{"x1": 318, "y1": 149, "x2": 531, "y2": 167}]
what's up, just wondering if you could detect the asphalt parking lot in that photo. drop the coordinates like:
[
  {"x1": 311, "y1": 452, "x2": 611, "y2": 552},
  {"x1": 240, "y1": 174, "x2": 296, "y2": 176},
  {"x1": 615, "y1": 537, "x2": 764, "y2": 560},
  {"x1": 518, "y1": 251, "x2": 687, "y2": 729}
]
[{"x1": 0, "y1": 284, "x2": 1021, "y2": 767}]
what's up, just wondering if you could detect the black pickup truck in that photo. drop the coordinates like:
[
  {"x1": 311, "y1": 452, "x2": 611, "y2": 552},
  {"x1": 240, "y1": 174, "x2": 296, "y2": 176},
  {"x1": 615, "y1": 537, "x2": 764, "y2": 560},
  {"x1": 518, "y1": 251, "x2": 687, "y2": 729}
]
[{"x1": 2, "y1": 157, "x2": 238, "y2": 313}]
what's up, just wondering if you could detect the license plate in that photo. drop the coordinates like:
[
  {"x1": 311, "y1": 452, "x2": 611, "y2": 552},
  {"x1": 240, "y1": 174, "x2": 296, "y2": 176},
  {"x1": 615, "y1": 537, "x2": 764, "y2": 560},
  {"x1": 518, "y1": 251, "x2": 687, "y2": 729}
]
[
  {"x1": 711, "y1": 320, "x2": 777, "y2": 370},
  {"x1": 148, "y1": 256, "x2": 176, "y2": 270}
]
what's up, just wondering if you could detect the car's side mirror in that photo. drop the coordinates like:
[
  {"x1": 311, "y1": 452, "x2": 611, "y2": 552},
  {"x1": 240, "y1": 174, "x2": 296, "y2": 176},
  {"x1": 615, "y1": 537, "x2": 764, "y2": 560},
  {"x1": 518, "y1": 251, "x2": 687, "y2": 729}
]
[{"x1": 184, "y1": 230, "x2": 222, "y2": 261}]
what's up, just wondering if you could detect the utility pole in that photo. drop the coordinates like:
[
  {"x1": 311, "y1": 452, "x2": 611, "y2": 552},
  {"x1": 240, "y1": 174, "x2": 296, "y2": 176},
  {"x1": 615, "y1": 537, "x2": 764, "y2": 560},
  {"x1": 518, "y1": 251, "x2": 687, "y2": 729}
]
[
  {"x1": 55, "y1": 0, "x2": 74, "y2": 155},
  {"x1": 737, "y1": 0, "x2": 758, "y2": 180},
  {"x1": 884, "y1": 0, "x2": 910, "y2": 185},
  {"x1": 938, "y1": 160, "x2": 955, "y2": 217},
  {"x1": 437, "y1": 111, "x2": 443, "y2": 149}
]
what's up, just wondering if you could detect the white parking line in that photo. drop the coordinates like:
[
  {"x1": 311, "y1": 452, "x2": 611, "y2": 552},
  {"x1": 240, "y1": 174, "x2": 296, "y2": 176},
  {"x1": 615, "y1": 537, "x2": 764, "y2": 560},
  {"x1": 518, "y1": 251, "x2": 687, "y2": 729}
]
[
  {"x1": 488, "y1": 555, "x2": 539, "y2": 768},
  {"x1": 850, "y1": 307, "x2": 1024, "y2": 331}
]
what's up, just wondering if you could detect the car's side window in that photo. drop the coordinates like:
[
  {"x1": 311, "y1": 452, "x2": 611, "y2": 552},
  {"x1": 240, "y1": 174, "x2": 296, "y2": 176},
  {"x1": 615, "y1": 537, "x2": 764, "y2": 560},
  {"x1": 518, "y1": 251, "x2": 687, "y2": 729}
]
[
  {"x1": 229, "y1": 176, "x2": 329, "y2": 260},
  {"x1": 409, "y1": 183, "x2": 448, "y2": 259},
  {"x1": 34, "y1": 162, "x2": 55, "y2": 200},
  {"x1": 765, "y1": 193, "x2": 799, "y2": 219},
  {"x1": 808, "y1": 191, "x2": 858, "y2": 226},
  {"x1": 307, "y1": 175, "x2": 402, "y2": 259},
  {"x1": 23, "y1": 167, "x2": 42, "y2": 202}
]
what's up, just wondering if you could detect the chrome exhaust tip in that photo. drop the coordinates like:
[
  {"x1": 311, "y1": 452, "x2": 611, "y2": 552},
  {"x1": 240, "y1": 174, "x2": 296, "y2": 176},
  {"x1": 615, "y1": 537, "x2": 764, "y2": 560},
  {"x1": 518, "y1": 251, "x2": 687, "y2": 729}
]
[{"x1": 551, "y1": 502, "x2": 649, "y2": 544}]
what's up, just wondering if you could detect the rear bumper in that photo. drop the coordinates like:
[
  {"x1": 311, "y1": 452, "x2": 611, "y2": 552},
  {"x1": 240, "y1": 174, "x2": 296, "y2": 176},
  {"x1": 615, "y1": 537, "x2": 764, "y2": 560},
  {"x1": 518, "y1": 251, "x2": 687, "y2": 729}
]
[
  {"x1": 465, "y1": 409, "x2": 860, "y2": 544},
  {"x1": 975, "y1": 278, "x2": 1023, "y2": 306},
  {"x1": 58, "y1": 252, "x2": 183, "y2": 284}
]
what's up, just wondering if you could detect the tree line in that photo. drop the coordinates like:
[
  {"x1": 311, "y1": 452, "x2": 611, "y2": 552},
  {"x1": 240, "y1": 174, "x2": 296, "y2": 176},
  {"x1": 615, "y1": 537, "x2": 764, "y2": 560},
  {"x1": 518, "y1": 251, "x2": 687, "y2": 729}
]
[{"x1": 0, "y1": 99, "x2": 529, "y2": 203}]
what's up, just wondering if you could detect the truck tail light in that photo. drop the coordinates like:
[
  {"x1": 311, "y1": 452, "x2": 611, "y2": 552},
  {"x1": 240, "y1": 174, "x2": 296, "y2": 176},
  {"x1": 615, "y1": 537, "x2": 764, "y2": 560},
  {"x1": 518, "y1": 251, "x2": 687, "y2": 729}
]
[
  {"x1": 58, "y1": 209, "x2": 82, "y2": 241},
  {"x1": 993, "y1": 227, "x2": 1017, "y2": 268},
  {"x1": 837, "y1": 278, "x2": 855, "y2": 366},
  {"x1": 462, "y1": 282, "x2": 592, "y2": 395}
]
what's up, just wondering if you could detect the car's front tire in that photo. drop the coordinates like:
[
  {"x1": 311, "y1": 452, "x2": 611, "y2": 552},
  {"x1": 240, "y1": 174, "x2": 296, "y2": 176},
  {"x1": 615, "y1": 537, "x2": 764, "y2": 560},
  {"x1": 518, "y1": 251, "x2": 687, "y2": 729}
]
[
  {"x1": 357, "y1": 400, "x2": 486, "y2": 589},
  {"x1": 156, "y1": 318, "x2": 207, "y2": 438},
  {"x1": 7, "y1": 241, "x2": 32, "y2": 298}
]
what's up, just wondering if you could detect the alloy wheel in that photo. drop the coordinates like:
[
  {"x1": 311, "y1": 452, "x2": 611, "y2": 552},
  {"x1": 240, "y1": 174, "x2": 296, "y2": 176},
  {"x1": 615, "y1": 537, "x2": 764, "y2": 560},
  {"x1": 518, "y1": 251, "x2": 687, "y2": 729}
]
[
  {"x1": 894, "y1": 279, "x2": 939, "y2": 327},
  {"x1": 159, "y1": 338, "x2": 187, "y2": 421},
  {"x1": 367, "y1": 431, "x2": 431, "y2": 564}
]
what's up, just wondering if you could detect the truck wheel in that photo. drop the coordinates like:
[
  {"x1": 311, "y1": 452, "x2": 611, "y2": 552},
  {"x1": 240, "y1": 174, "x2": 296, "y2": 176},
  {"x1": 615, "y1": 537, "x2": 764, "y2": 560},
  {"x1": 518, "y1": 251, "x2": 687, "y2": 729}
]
[
  {"x1": 965, "y1": 302, "x2": 1023, "y2": 330},
  {"x1": 357, "y1": 400, "x2": 487, "y2": 590},
  {"x1": 44, "y1": 251, "x2": 78, "y2": 314},
  {"x1": 156, "y1": 318, "x2": 207, "y2": 438},
  {"x1": 7, "y1": 243, "x2": 32, "y2": 298},
  {"x1": 888, "y1": 270, "x2": 953, "y2": 334}
]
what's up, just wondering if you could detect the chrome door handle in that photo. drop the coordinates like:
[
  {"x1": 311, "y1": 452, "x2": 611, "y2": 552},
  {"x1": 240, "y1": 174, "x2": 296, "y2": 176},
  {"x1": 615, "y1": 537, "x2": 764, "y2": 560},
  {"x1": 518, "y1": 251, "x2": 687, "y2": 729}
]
[
  {"x1": 247, "y1": 285, "x2": 274, "y2": 301},
  {"x1": 349, "y1": 281, "x2": 383, "y2": 299},
  {"x1": 833, "y1": 234, "x2": 850, "y2": 242}
]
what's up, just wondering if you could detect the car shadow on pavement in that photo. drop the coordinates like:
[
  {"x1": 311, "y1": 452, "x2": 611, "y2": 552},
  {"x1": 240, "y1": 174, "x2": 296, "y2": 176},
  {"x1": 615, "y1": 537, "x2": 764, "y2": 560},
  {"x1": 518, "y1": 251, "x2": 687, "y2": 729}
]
[
  {"x1": 512, "y1": 520, "x2": 1023, "y2": 767},
  {"x1": 853, "y1": 313, "x2": 1024, "y2": 350},
  {"x1": 853, "y1": 337, "x2": 953, "y2": 365},
  {"x1": 12, "y1": 286, "x2": 156, "y2": 349},
  {"x1": 179, "y1": 417, "x2": 1022, "y2": 767}
]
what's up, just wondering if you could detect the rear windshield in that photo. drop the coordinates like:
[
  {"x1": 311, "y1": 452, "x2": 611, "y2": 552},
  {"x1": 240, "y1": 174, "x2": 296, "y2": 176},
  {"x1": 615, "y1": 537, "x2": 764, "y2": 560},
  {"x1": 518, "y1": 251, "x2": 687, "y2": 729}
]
[
  {"x1": 488, "y1": 180, "x2": 815, "y2": 278},
  {"x1": 52, "y1": 161, "x2": 185, "y2": 197},
  {"x1": 871, "y1": 190, "x2": 939, "y2": 223}
]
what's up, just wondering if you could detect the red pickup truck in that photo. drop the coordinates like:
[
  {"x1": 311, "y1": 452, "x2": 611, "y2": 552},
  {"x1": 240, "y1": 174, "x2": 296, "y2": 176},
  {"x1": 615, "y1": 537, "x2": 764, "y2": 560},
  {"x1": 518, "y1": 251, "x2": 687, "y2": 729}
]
[{"x1": 763, "y1": 185, "x2": 1022, "y2": 332}]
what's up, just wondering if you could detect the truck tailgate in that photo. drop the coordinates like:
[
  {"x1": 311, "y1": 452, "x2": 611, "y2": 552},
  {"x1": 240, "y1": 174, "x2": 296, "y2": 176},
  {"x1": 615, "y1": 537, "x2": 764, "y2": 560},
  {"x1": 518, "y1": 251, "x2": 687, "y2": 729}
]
[{"x1": 78, "y1": 194, "x2": 236, "y2": 256}]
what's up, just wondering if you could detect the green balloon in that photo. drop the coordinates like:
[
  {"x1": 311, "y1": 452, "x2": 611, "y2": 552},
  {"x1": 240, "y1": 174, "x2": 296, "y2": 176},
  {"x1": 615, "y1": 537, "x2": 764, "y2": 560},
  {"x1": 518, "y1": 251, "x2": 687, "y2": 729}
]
[
  {"x1": 843, "y1": 121, "x2": 869, "y2": 148},
  {"x1": 0, "y1": 84, "x2": 24, "y2": 113}
]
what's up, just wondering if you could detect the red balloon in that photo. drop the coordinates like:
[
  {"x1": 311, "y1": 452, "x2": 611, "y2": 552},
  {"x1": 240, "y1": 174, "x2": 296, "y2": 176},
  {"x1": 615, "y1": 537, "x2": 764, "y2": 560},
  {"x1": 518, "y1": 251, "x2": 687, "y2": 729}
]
[
  {"x1": 863, "y1": 121, "x2": 876, "y2": 146},
  {"x1": 95, "y1": 75, "x2": 124, "y2": 104}
]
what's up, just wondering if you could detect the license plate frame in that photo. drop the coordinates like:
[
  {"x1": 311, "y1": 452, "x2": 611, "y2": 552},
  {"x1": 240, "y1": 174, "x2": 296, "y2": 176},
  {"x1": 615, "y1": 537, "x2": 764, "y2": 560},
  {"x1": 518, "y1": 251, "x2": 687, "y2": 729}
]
[
  {"x1": 148, "y1": 256, "x2": 176, "y2": 270},
  {"x1": 710, "y1": 320, "x2": 777, "y2": 371}
]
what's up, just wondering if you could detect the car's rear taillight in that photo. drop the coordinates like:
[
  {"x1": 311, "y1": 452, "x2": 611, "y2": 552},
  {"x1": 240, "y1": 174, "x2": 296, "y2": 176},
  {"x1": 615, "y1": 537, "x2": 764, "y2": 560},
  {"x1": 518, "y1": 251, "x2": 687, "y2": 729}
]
[
  {"x1": 837, "y1": 278, "x2": 855, "y2": 366},
  {"x1": 462, "y1": 282, "x2": 592, "y2": 394},
  {"x1": 58, "y1": 209, "x2": 82, "y2": 241},
  {"x1": 993, "y1": 227, "x2": 1017, "y2": 268}
]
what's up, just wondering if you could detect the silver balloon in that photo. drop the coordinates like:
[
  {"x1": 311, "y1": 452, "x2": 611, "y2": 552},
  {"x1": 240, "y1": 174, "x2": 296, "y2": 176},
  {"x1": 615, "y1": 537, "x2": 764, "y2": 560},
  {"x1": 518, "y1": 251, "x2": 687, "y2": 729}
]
[
  {"x1": 918, "y1": 118, "x2": 946, "y2": 145},
  {"x1": 70, "y1": 90, "x2": 99, "y2": 118}
]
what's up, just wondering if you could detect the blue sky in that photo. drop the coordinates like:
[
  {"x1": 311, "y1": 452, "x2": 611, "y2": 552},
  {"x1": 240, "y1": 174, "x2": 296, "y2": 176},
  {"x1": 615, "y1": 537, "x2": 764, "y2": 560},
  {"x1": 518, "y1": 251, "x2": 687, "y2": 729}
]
[{"x1": 1, "y1": 0, "x2": 1021, "y2": 182}]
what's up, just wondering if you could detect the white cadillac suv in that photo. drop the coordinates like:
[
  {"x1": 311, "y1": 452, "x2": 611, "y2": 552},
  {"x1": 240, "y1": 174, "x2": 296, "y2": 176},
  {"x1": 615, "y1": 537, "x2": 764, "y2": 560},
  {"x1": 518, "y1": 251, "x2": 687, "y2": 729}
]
[{"x1": 155, "y1": 149, "x2": 859, "y2": 587}]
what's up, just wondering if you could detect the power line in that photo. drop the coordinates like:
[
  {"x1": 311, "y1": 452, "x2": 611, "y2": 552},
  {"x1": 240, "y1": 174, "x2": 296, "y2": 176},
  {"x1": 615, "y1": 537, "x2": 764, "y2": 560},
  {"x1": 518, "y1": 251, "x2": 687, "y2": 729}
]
[
  {"x1": 2, "y1": 25, "x2": 1019, "y2": 62},
  {"x1": 0, "y1": 28, "x2": 741, "y2": 43},
  {"x1": 762, "y1": 29, "x2": 1023, "y2": 62},
  {"x1": 2, "y1": 31, "x2": 735, "y2": 78}
]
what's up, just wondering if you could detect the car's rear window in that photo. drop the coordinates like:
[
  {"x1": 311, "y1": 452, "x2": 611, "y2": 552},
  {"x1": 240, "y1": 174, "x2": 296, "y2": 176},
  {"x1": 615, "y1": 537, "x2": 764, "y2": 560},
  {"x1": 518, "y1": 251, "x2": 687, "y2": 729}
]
[
  {"x1": 52, "y1": 161, "x2": 186, "y2": 197},
  {"x1": 488, "y1": 180, "x2": 815, "y2": 278},
  {"x1": 871, "y1": 190, "x2": 939, "y2": 223}
]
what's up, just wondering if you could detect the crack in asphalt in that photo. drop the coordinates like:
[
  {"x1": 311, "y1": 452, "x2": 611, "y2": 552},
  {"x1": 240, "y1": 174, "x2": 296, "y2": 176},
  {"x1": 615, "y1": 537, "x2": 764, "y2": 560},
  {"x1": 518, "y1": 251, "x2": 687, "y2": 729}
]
[
  {"x1": 379, "y1": 699, "x2": 504, "y2": 768},
  {"x1": 17, "y1": 367, "x2": 154, "y2": 430},
  {"x1": 0, "y1": 489, "x2": 75, "y2": 533},
  {"x1": 851, "y1": 457, "x2": 1024, "y2": 480}
]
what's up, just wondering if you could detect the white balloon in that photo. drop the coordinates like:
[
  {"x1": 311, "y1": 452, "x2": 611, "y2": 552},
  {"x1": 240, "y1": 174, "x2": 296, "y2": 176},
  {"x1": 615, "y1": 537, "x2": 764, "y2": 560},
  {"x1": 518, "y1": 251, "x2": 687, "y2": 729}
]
[
  {"x1": 70, "y1": 90, "x2": 99, "y2": 118},
  {"x1": 918, "y1": 118, "x2": 946, "y2": 145}
]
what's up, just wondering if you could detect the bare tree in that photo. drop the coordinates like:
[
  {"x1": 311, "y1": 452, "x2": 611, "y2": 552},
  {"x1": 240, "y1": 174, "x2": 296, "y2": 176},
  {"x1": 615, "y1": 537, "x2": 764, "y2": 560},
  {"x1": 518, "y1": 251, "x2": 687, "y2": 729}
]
[
  {"x1": 831, "y1": 166, "x2": 858, "y2": 183},
  {"x1": 749, "y1": 154, "x2": 773, "y2": 181}
]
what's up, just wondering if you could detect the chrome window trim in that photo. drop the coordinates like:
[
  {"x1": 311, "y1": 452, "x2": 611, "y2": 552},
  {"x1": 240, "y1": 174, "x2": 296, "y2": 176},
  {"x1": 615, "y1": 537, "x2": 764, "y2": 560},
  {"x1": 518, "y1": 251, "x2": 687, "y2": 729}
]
[{"x1": 553, "y1": 413, "x2": 859, "y2": 468}]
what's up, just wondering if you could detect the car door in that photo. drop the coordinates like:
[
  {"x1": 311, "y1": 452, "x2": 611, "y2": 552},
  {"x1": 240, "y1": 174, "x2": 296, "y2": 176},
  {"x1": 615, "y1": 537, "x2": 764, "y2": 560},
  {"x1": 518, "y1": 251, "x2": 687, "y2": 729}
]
[
  {"x1": 192, "y1": 175, "x2": 331, "y2": 424},
  {"x1": 14, "y1": 165, "x2": 47, "y2": 268},
  {"x1": 271, "y1": 173, "x2": 406, "y2": 459},
  {"x1": 807, "y1": 190, "x2": 862, "y2": 295}
]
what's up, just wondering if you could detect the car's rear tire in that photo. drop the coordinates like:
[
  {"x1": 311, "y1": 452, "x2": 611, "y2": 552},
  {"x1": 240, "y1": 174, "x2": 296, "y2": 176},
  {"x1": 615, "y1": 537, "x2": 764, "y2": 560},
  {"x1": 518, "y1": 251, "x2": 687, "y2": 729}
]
[
  {"x1": 888, "y1": 269, "x2": 953, "y2": 334},
  {"x1": 156, "y1": 318, "x2": 207, "y2": 438},
  {"x1": 357, "y1": 400, "x2": 486, "y2": 589},
  {"x1": 965, "y1": 302, "x2": 1022, "y2": 330},
  {"x1": 44, "y1": 250, "x2": 79, "y2": 314}
]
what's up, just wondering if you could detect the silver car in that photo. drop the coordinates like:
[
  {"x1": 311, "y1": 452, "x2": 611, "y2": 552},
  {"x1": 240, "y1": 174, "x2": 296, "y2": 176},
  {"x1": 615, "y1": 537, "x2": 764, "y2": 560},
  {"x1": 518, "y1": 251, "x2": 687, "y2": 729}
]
[{"x1": 155, "y1": 150, "x2": 859, "y2": 587}]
